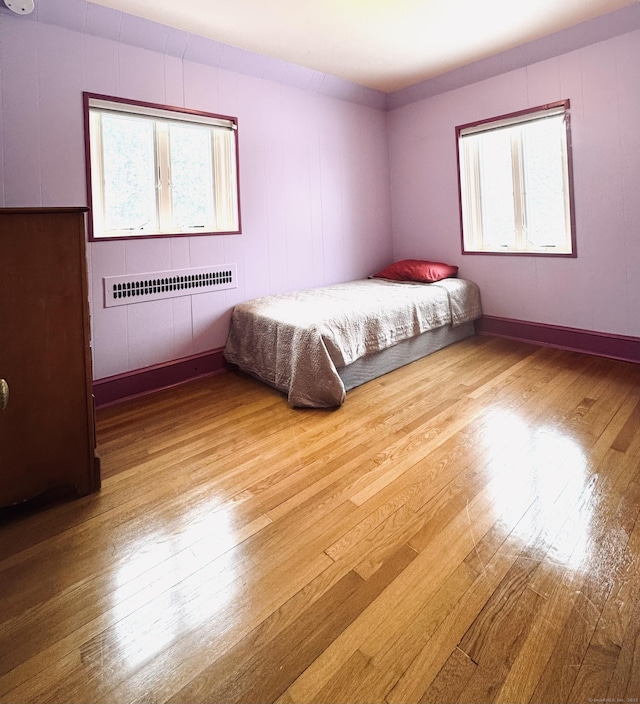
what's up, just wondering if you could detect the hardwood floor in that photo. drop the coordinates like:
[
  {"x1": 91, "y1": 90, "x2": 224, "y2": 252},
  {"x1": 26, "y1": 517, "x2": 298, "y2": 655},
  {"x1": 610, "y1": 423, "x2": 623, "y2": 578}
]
[{"x1": 1, "y1": 335, "x2": 640, "y2": 703}]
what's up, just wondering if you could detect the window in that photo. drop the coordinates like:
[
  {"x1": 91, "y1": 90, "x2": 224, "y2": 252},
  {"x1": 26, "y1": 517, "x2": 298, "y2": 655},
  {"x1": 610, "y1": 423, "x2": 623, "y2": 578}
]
[
  {"x1": 456, "y1": 101, "x2": 575, "y2": 256},
  {"x1": 84, "y1": 94, "x2": 241, "y2": 240}
]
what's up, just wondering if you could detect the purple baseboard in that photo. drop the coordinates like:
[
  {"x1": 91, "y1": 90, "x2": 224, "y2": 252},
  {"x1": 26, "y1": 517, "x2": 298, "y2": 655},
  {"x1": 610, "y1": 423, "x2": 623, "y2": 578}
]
[
  {"x1": 476, "y1": 316, "x2": 640, "y2": 364},
  {"x1": 93, "y1": 349, "x2": 230, "y2": 408},
  {"x1": 93, "y1": 319, "x2": 640, "y2": 408}
]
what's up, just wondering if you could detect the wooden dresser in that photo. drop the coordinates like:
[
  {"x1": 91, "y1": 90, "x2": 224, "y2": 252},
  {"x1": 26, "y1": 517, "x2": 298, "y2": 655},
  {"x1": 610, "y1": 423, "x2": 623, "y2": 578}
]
[{"x1": 0, "y1": 208, "x2": 100, "y2": 507}]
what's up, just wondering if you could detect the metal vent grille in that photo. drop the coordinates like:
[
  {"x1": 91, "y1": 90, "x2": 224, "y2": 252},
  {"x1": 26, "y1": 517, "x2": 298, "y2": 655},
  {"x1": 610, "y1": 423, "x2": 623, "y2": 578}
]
[{"x1": 103, "y1": 264, "x2": 237, "y2": 308}]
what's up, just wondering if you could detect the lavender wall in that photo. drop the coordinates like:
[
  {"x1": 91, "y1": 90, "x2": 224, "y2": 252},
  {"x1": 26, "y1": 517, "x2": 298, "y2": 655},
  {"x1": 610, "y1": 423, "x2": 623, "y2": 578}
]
[
  {"x1": 388, "y1": 29, "x2": 640, "y2": 338},
  {"x1": 0, "y1": 11, "x2": 392, "y2": 380},
  {"x1": 3, "y1": 4, "x2": 638, "y2": 385}
]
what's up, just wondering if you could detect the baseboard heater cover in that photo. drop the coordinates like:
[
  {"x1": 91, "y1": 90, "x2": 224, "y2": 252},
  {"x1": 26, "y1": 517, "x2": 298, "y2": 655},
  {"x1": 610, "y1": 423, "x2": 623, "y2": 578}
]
[{"x1": 103, "y1": 264, "x2": 237, "y2": 307}]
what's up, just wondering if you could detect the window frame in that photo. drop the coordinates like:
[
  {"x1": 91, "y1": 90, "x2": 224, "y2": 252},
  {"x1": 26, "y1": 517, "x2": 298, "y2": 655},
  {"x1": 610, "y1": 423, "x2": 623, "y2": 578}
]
[
  {"x1": 83, "y1": 92, "x2": 241, "y2": 242},
  {"x1": 455, "y1": 100, "x2": 577, "y2": 258}
]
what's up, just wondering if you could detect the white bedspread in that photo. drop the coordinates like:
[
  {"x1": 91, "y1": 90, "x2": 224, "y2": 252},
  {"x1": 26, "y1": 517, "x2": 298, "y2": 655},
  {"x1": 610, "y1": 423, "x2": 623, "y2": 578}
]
[{"x1": 224, "y1": 278, "x2": 482, "y2": 408}]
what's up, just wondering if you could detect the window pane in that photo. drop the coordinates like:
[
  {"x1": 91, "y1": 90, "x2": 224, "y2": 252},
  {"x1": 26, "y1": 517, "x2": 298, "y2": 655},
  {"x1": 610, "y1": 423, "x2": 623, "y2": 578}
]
[
  {"x1": 457, "y1": 102, "x2": 574, "y2": 256},
  {"x1": 102, "y1": 114, "x2": 158, "y2": 233},
  {"x1": 86, "y1": 94, "x2": 241, "y2": 239},
  {"x1": 478, "y1": 128, "x2": 516, "y2": 248},
  {"x1": 522, "y1": 117, "x2": 567, "y2": 248},
  {"x1": 169, "y1": 124, "x2": 215, "y2": 230},
  {"x1": 212, "y1": 129, "x2": 239, "y2": 231}
]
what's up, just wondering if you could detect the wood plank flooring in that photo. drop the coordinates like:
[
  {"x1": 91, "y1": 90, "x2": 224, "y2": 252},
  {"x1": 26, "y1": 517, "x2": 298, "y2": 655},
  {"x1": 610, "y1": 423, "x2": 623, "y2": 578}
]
[{"x1": 1, "y1": 335, "x2": 640, "y2": 703}]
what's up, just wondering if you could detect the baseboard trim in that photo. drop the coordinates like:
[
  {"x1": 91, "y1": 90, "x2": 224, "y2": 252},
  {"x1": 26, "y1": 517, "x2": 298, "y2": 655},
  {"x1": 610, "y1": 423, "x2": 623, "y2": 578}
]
[
  {"x1": 93, "y1": 320, "x2": 640, "y2": 407},
  {"x1": 93, "y1": 349, "x2": 230, "y2": 408},
  {"x1": 475, "y1": 316, "x2": 640, "y2": 364}
]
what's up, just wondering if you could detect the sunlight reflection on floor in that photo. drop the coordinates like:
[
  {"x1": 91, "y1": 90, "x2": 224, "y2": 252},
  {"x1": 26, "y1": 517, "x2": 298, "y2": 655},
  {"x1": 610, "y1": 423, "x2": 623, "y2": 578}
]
[
  {"x1": 479, "y1": 409, "x2": 590, "y2": 571},
  {"x1": 110, "y1": 505, "x2": 240, "y2": 668}
]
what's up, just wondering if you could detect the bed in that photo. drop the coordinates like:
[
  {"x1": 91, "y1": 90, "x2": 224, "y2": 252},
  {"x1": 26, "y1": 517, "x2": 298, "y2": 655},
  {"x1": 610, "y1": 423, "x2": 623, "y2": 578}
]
[{"x1": 224, "y1": 270, "x2": 482, "y2": 408}]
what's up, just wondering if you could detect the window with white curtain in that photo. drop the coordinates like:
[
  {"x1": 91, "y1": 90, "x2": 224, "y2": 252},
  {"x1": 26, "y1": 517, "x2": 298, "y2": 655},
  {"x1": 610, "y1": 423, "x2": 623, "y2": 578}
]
[
  {"x1": 84, "y1": 94, "x2": 241, "y2": 240},
  {"x1": 456, "y1": 101, "x2": 575, "y2": 256}
]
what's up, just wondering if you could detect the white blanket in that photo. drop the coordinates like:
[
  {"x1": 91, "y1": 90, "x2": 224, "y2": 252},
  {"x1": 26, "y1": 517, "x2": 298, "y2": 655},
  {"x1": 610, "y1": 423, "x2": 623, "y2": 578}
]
[{"x1": 224, "y1": 278, "x2": 482, "y2": 407}]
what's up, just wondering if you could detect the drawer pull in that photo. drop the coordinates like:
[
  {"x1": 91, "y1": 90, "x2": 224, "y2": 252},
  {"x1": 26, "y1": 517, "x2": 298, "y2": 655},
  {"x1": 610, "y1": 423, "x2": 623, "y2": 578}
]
[{"x1": 0, "y1": 379, "x2": 9, "y2": 411}]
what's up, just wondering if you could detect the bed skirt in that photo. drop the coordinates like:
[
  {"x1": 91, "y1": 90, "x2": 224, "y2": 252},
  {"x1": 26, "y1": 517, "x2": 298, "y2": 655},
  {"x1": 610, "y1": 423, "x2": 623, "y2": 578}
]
[{"x1": 337, "y1": 321, "x2": 475, "y2": 391}]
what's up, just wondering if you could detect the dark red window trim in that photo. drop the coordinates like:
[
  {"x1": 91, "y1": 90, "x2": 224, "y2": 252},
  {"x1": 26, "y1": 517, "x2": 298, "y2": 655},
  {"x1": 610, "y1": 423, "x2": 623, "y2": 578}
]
[
  {"x1": 455, "y1": 99, "x2": 576, "y2": 258},
  {"x1": 83, "y1": 92, "x2": 242, "y2": 242}
]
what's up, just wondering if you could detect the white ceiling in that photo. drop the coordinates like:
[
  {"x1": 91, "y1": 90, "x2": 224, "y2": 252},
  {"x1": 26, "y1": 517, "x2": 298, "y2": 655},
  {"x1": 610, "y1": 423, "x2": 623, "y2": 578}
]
[{"x1": 88, "y1": 0, "x2": 636, "y2": 92}]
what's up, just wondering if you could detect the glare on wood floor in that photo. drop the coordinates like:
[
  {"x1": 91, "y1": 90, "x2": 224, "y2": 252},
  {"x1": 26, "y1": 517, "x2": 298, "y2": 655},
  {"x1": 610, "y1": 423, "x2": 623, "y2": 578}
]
[{"x1": 1, "y1": 335, "x2": 639, "y2": 703}]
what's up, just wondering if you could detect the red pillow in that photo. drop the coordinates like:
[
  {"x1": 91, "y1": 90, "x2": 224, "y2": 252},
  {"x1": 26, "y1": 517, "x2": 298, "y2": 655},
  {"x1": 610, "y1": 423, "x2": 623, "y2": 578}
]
[{"x1": 372, "y1": 259, "x2": 458, "y2": 283}]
